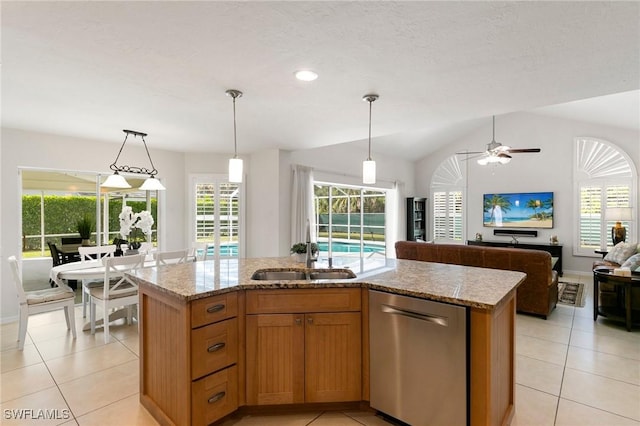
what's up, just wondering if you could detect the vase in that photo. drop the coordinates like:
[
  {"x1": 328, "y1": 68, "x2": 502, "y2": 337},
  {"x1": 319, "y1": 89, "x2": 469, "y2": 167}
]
[
  {"x1": 293, "y1": 253, "x2": 306, "y2": 263},
  {"x1": 81, "y1": 239, "x2": 90, "y2": 246}
]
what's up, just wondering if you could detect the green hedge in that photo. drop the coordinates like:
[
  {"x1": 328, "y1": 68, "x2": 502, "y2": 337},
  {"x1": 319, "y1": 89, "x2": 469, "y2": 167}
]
[{"x1": 22, "y1": 195, "x2": 157, "y2": 251}]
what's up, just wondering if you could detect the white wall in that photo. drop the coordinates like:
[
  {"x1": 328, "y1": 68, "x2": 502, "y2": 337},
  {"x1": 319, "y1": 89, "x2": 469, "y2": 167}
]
[
  {"x1": 415, "y1": 112, "x2": 640, "y2": 274},
  {"x1": 1, "y1": 127, "x2": 186, "y2": 321}
]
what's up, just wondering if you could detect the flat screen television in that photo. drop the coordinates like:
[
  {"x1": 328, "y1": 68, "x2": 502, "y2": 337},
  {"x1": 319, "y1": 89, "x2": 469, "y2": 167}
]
[{"x1": 483, "y1": 192, "x2": 554, "y2": 228}]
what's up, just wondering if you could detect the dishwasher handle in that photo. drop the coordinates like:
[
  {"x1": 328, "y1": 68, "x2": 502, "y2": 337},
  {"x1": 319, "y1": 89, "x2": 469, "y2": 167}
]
[{"x1": 381, "y1": 304, "x2": 448, "y2": 327}]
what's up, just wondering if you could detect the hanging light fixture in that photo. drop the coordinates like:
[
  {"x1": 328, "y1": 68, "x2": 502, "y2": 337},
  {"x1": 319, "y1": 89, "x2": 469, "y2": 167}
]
[
  {"x1": 362, "y1": 94, "x2": 379, "y2": 184},
  {"x1": 101, "y1": 130, "x2": 166, "y2": 190},
  {"x1": 226, "y1": 89, "x2": 243, "y2": 183}
]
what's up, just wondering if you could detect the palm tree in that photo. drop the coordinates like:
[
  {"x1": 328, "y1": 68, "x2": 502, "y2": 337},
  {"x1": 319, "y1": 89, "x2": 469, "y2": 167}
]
[
  {"x1": 483, "y1": 194, "x2": 511, "y2": 225},
  {"x1": 526, "y1": 198, "x2": 542, "y2": 220}
]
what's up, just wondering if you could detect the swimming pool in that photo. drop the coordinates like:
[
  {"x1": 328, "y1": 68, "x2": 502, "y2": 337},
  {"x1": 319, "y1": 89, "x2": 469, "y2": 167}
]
[{"x1": 317, "y1": 241, "x2": 385, "y2": 254}]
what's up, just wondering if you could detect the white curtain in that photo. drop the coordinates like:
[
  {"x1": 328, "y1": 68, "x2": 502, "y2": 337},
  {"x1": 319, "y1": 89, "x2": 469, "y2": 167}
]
[{"x1": 291, "y1": 165, "x2": 315, "y2": 246}]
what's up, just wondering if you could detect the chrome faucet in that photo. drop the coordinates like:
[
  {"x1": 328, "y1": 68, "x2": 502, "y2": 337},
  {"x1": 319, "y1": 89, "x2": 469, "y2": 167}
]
[
  {"x1": 306, "y1": 241, "x2": 316, "y2": 268},
  {"x1": 305, "y1": 221, "x2": 317, "y2": 268}
]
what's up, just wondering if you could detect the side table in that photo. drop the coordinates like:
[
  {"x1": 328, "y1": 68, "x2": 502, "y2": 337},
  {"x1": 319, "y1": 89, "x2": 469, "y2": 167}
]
[{"x1": 593, "y1": 268, "x2": 640, "y2": 331}]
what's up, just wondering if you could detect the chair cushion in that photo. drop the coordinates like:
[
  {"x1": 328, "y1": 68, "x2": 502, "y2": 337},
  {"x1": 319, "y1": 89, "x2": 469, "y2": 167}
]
[
  {"x1": 89, "y1": 285, "x2": 137, "y2": 300},
  {"x1": 603, "y1": 242, "x2": 637, "y2": 265},
  {"x1": 26, "y1": 287, "x2": 74, "y2": 305}
]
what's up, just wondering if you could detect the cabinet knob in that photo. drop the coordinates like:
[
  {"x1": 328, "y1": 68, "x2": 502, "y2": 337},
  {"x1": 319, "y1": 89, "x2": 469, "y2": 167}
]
[
  {"x1": 295, "y1": 318, "x2": 302, "y2": 325},
  {"x1": 207, "y1": 391, "x2": 226, "y2": 404},
  {"x1": 307, "y1": 317, "x2": 313, "y2": 324},
  {"x1": 207, "y1": 342, "x2": 226, "y2": 353},
  {"x1": 206, "y1": 304, "x2": 225, "y2": 313}
]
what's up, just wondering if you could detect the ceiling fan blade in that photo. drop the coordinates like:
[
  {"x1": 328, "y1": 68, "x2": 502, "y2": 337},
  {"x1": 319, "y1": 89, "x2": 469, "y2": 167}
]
[
  {"x1": 506, "y1": 148, "x2": 541, "y2": 153},
  {"x1": 455, "y1": 150, "x2": 484, "y2": 155},
  {"x1": 497, "y1": 153, "x2": 512, "y2": 159},
  {"x1": 459, "y1": 153, "x2": 485, "y2": 161}
]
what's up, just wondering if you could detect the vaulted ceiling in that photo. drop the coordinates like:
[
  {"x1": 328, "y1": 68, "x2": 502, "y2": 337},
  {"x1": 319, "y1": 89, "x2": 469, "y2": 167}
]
[{"x1": 2, "y1": 2, "x2": 638, "y2": 161}]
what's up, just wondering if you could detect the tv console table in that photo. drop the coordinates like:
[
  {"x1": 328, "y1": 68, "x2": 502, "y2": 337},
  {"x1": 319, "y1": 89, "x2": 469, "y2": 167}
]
[{"x1": 467, "y1": 240, "x2": 563, "y2": 276}]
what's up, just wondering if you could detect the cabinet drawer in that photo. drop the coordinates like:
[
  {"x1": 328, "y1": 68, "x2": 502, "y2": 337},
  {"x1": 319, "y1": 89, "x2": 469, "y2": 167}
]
[
  {"x1": 191, "y1": 292, "x2": 238, "y2": 329},
  {"x1": 246, "y1": 288, "x2": 361, "y2": 314},
  {"x1": 192, "y1": 365, "x2": 238, "y2": 426},
  {"x1": 191, "y1": 318, "x2": 238, "y2": 380}
]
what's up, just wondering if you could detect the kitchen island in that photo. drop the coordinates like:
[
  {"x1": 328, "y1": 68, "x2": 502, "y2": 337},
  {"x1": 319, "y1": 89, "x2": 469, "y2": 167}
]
[{"x1": 129, "y1": 257, "x2": 525, "y2": 426}]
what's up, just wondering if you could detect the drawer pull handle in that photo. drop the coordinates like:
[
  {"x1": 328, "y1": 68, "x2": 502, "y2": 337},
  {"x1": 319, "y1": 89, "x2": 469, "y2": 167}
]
[
  {"x1": 208, "y1": 391, "x2": 226, "y2": 404},
  {"x1": 206, "y1": 304, "x2": 225, "y2": 313},
  {"x1": 207, "y1": 342, "x2": 226, "y2": 352},
  {"x1": 295, "y1": 318, "x2": 302, "y2": 325}
]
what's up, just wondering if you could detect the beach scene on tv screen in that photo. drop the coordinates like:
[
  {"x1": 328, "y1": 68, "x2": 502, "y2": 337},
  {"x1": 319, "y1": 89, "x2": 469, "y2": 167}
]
[{"x1": 483, "y1": 192, "x2": 553, "y2": 228}]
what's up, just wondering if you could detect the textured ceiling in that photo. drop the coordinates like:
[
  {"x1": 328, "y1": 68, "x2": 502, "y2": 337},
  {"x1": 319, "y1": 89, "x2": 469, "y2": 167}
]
[{"x1": 2, "y1": 2, "x2": 638, "y2": 160}]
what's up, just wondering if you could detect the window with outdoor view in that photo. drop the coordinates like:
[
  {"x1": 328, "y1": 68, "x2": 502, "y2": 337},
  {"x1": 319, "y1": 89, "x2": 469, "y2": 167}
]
[
  {"x1": 574, "y1": 138, "x2": 637, "y2": 255},
  {"x1": 431, "y1": 156, "x2": 465, "y2": 242},
  {"x1": 193, "y1": 176, "x2": 241, "y2": 258},
  {"x1": 313, "y1": 183, "x2": 386, "y2": 258}
]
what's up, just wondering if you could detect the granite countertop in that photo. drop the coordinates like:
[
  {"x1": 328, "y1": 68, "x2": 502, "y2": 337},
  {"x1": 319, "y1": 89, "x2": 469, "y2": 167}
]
[{"x1": 129, "y1": 256, "x2": 526, "y2": 311}]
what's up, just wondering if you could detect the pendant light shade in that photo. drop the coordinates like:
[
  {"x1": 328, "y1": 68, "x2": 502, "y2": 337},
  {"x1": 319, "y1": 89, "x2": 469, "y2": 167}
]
[
  {"x1": 101, "y1": 130, "x2": 165, "y2": 190},
  {"x1": 362, "y1": 94, "x2": 379, "y2": 184},
  {"x1": 228, "y1": 158, "x2": 243, "y2": 183},
  {"x1": 101, "y1": 172, "x2": 132, "y2": 189},
  {"x1": 226, "y1": 89, "x2": 243, "y2": 183}
]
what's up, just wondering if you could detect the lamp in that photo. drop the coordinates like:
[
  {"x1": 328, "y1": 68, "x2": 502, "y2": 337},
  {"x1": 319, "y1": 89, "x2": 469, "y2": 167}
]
[
  {"x1": 362, "y1": 94, "x2": 379, "y2": 184},
  {"x1": 604, "y1": 207, "x2": 633, "y2": 245},
  {"x1": 226, "y1": 89, "x2": 243, "y2": 183},
  {"x1": 101, "y1": 130, "x2": 165, "y2": 190}
]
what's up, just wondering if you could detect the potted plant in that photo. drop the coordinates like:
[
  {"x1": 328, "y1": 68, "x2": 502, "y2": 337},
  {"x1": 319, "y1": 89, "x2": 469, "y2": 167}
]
[
  {"x1": 290, "y1": 242, "x2": 319, "y2": 263},
  {"x1": 76, "y1": 214, "x2": 93, "y2": 245}
]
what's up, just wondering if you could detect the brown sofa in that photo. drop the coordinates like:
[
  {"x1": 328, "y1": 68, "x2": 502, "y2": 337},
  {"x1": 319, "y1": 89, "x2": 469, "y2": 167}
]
[{"x1": 395, "y1": 241, "x2": 558, "y2": 318}]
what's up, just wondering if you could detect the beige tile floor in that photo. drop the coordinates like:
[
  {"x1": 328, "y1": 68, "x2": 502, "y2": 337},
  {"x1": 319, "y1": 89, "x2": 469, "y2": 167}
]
[{"x1": 1, "y1": 273, "x2": 639, "y2": 425}]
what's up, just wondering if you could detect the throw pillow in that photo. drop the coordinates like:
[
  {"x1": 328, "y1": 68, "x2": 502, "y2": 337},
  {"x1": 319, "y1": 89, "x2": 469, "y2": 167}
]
[
  {"x1": 621, "y1": 253, "x2": 640, "y2": 270},
  {"x1": 604, "y1": 242, "x2": 637, "y2": 265}
]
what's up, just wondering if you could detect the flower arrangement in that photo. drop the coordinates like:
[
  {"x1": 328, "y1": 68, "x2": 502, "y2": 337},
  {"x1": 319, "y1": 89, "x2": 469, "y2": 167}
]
[{"x1": 119, "y1": 206, "x2": 154, "y2": 249}]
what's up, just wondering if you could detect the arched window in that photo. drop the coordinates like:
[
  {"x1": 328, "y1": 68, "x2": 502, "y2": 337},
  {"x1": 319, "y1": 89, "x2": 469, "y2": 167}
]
[
  {"x1": 431, "y1": 156, "x2": 466, "y2": 242},
  {"x1": 574, "y1": 137, "x2": 637, "y2": 255}
]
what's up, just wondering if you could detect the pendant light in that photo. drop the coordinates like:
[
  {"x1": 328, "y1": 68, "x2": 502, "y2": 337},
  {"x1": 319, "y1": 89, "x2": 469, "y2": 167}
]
[
  {"x1": 362, "y1": 94, "x2": 379, "y2": 184},
  {"x1": 101, "y1": 130, "x2": 166, "y2": 190},
  {"x1": 226, "y1": 89, "x2": 243, "y2": 183}
]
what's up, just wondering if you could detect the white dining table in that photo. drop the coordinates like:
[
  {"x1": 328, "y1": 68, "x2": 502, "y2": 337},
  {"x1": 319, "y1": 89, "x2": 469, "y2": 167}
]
[{"x1": 50, "y1": 257, "x2": 156, "y2": 331}]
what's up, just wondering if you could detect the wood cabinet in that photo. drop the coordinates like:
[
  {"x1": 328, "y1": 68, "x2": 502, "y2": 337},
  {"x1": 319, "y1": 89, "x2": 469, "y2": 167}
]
[
  {"x1": 245, "y1": 289, "x2": 362, "y2": 405},
  {"x1": 139, "y1": 289, "x2": 241, "y2": 425},
  {"x1": 407, "y1": 197, "x2": 427, "y2": 241}
]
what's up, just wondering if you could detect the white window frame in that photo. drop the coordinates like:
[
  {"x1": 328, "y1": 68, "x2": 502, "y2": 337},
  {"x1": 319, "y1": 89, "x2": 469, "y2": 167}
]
[
  {"x1": 573, "y1": 137, "x2": 637, "y2": 256},
  {"x1": 430, "y1": 156, "x2": 466, "y2": 243}
]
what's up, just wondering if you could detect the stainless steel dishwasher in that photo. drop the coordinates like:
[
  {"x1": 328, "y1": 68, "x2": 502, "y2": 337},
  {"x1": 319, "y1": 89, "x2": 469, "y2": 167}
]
[{"x1": 369, "y1": 290, "x2": 468, "y2": 426}]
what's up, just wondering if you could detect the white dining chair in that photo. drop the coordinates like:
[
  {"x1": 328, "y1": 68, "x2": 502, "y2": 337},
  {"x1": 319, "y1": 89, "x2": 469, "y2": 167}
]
[
  {"x1": 8, "y1": 256, "x2": 76, "y2": 350},
  {"x1": 78, "y1": 245, "x2": 116, "y2": 318},
  {"x1": 90, "y1": 254, "x2": 145, "y2": 344},
  {"x1": 153, "y1": 249, "x2": 189, "y2": 266},
  {"x1": 190, "y1": 242, "x2": 211, "y2": 261}
]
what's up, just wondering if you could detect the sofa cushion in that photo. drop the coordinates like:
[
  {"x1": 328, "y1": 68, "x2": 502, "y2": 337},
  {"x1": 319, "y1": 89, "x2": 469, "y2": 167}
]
[
  {"x1": 621, "y1": 253, "x2": 640, "y2": 270},
  {"x1": 603, "y1": 242, "x2": 637, "y2": 265}
]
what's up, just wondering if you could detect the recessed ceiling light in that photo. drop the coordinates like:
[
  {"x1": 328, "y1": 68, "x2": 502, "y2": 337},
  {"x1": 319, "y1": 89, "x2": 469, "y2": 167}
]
[{"x1": 294, "y1": 70, "x2": 318, "y2": 82}]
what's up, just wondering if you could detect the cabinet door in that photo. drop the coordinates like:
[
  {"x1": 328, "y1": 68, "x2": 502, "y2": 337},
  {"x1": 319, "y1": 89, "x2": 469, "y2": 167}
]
[
  {"x1": 305, "y1": 312, "x2": 362, "y2": 403},
  {"x1": 246, "y1": 314, "x2": 304, "y2": 405}
]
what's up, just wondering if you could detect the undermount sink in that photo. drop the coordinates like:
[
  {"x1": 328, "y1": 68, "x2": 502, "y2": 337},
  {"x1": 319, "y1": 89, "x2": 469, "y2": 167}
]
[
  {"x1": 308, "y1": 269, "x2": 356, "y2": 280},
  {"x1": 251, "y1": 270, "x2": 307, "y2": 280},
  {"x1": 250, "y1": 268, "x2": 356, "y2": 281}
]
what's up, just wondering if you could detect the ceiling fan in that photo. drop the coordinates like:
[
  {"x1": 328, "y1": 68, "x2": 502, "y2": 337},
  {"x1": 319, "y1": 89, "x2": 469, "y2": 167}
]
[{"x1": 457, "y1": 116, "x2": 541, "y2": 165}]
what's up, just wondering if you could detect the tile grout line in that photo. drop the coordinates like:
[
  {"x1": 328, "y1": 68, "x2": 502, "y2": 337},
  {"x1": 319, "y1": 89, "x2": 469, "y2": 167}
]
[{"x1": 553, "y1": 303, "x2": 576, "y2": 425}]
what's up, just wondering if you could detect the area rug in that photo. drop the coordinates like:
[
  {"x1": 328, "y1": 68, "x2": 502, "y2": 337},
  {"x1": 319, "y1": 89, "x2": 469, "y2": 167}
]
[{"x1": 558, "y1": 281, "x2": 586, "y2": 307}]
